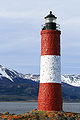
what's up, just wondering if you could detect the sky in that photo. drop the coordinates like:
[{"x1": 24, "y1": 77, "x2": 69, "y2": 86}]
[{"x1": 0, "y1": 0, "x2": 80, "y2": 74}]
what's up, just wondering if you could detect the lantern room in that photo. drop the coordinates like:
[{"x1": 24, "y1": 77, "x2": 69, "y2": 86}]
[{"x1": 42, "y1": 11, "x2": 57, "y2": 30}]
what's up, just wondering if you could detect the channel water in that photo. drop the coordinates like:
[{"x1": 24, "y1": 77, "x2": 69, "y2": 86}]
[{"x1": 0, "y1": 102, "x2": 80, "y2": 114}]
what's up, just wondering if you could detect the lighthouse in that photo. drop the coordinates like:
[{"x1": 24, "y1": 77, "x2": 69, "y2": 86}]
[{"x1": 38, "y1": 11, "x2": 62, "y2": 111}]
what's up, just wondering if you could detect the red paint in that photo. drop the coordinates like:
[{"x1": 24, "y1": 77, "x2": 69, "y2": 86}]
[
  {"x1": 41, "y1": 30, "x2": 61, "y2": 56},
  {"x1": 38, "y1": 22, "x2": 63, "y2": 111},
  {"x1": 38, "y1": 83, "x2": 62, "y2": 111}
]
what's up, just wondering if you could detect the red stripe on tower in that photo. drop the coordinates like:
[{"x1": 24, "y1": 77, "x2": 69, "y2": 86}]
[{"x1": 38, "y1": 11, "x2": 63, "y2": 111}]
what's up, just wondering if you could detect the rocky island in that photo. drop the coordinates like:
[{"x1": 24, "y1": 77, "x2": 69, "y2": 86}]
[{"x1": 0, "y1": 110, "x2": 80, "y2": 120}]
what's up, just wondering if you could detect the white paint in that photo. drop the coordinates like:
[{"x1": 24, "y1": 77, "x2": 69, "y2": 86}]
[{"x1": 40, "y1": 55, "x2": 61, "y2": 83}]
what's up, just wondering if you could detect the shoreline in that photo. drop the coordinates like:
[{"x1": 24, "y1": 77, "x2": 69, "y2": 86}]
[{"x1": 0, "y1": 100, "x2": 80, "y2": 103}]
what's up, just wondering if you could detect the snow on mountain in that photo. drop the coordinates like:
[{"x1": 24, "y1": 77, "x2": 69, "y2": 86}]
[
  {"x1": 25, "y1": 74, "x2": 40, "y2": 82},
  {"x1": 25, "y1": 74, "x2": 80, "y2": 87},
  {"x1": 61, "y1": 75, "x2": 80, "y2": 87},
  {"x1": 0, "y1": 65, "x2": 14, "y2": 82},
  {"x1": 0, "y1": 65, "x2": 80, "y2": 87},
  {"x1": 0, "y1": 65, "x2": 24, "y2": 82}
]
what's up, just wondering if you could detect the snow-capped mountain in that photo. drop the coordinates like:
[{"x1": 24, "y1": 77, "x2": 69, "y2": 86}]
[
  {"x1": 0, "y1": 65, "x2": 80, "y2": 102},
  {"x1": 0, "y1": 65, "x2": 24, "y2": 82},
  {"x1": 25, "y1": 74, "x2": 80, "y2": 87},
  {"x1": 0, "y1": 65, "x2": 80, "y2": 87},
  {"x1": 61, "y1": 75, "x2": 80, "y2": 87}
]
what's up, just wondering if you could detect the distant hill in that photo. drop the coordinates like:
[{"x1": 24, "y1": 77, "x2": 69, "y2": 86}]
[{"x1": 0, "y1": 65, "x2": 80, "y2": 102}]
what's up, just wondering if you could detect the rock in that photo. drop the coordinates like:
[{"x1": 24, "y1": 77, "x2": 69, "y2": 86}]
[
  {"x1": 4, "y1": 112, "x2": 9, "y2": 115},
  {"x1": 0, "y1": 110, "x2": 80, "y2": 120},
  {"x1": 0, "y1": 113, "x2": 3, "y2": 116}
]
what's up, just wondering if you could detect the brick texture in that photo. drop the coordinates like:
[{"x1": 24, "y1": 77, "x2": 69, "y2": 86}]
[
  {"x1": 41, "y1": 30, "x2": 61, "y2": 56},
  {"x1": 38, "y1": 83, "x2": 62, "y2": 111}
]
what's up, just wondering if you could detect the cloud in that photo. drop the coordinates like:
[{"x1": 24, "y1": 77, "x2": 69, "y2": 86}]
[{"x1": 0, "y1": 0, "x2": 80, "y2": 74}]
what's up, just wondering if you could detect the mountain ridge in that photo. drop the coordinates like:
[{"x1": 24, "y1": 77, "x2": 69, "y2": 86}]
[
  {"x1": 0, "y1": 65, "x2": 80, "y2": 87},
  {"x1": 0, "y1": 65, "x2": 80, "y2": 101}
]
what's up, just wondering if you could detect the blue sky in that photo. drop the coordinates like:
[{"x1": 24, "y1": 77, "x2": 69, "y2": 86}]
[{"x1": 0, "y1": 0, "x2": 80, "y2": 74}]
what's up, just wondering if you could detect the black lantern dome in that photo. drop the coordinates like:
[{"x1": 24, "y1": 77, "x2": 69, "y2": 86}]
[
  {"x1": 42, "y1": 11, "x2": 57, "y2": 30},
  {"x1": 45, "y1": 11, "x2": 57, "y2": 19}
]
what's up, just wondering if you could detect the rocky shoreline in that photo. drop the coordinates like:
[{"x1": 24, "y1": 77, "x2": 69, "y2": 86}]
[{"x1": 0, "y1": 110, "x2": 80, "y2": 120}]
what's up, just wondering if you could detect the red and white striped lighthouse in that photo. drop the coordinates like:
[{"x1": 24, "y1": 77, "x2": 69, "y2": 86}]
[{"x1": 38, "y1": 11, "x2": 63, "y2": 111}]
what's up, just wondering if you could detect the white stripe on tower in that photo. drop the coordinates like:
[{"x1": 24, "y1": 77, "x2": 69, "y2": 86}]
[{"x1": 40, "y1": 55, "x2": 61, "y2": 83}]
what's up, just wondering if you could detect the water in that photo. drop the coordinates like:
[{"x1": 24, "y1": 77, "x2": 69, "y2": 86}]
[
  {"x1": 63, "y1": 103, "x2": 80, "y2": 113},
  {"x1": 0, "y1": 102, "x2": 80, "y2": 114},
  {"x1": 0, "y1": 102, "x2": 37, "y2": 114}
]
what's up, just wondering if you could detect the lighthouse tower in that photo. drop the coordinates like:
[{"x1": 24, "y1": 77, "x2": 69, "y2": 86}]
[{"x1": 38, "y1": 11, "x2": 62, "y2": 111}]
